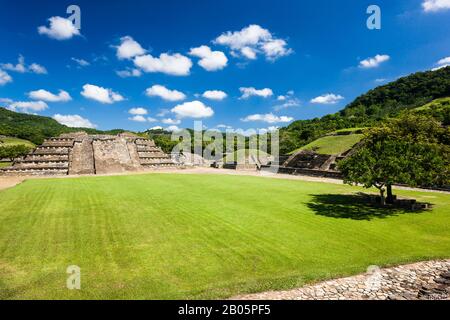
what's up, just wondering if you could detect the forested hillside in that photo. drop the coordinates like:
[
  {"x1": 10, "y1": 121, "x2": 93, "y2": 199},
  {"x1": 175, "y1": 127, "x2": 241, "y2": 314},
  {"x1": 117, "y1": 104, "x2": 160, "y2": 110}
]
[
  {"x1": 280, "y1": 66, "x2": 450, "y2": 153},
  {"x1": 0, "y1": 107, "x2": 126, "y2": 144}
]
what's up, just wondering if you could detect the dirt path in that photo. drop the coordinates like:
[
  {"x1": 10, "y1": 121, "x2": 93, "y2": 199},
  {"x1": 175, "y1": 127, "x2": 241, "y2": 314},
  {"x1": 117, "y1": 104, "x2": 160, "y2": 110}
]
[{"x1": 0, "y1": 176, "x2": 26, "y2": 191}]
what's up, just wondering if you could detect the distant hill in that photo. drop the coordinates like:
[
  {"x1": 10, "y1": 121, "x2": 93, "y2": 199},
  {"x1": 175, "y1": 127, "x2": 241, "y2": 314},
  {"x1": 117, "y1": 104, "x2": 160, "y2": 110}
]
[
  {"x1": 280, "y1": 66, "x2": 450, "y2": 154},
  {"x1": 410, "y1": 97, "x2": 450, "y2": 125},
  {"x1": 0, "y1": 107, "x2": 127, "y2": 145},
  {"x1": 288, "y1": 133, "x2": 364, "y2": 155},
  {"x1": 0, "y1": 136, "x2": 35, "y2": 148}
]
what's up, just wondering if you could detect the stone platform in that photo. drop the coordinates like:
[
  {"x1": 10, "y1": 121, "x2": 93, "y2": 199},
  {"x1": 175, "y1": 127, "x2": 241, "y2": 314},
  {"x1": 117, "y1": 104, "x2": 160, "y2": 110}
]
[{"x1": 0, "y1": 132, "x2": 177, "y2": 176}]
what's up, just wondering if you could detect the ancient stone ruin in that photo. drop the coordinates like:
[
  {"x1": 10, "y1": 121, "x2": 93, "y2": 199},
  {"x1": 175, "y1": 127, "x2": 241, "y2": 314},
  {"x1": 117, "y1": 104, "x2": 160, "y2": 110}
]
[
  {"x1": 0, "y1": 132, "x2": 176, "y2": 176},
  {"x1": 281, "y1": 150, "x2": 344, "y2": 176}
]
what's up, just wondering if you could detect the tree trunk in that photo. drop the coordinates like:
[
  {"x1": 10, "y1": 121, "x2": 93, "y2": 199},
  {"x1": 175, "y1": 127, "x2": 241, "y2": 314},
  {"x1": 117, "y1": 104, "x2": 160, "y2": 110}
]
[
  {"x1": 386, "y1": 184, "x2": 394, "y2": 204},
  {"x1": 379, "y1": 186, "x2": 386, "y2": 206}
]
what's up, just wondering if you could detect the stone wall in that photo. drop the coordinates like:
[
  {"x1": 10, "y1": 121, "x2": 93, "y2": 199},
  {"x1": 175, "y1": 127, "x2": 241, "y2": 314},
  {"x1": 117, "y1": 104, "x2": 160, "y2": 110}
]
[{"x1": 93, "y1": 137, "x2": 141, "y2": 174}]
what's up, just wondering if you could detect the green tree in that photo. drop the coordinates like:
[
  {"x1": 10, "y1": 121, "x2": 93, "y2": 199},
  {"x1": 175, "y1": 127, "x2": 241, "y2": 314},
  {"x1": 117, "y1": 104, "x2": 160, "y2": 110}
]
[
  {"x1": 338, "y1": 114, "x2": 450, "y2": 204},
  {"x1": 0, "y1": 144, "x2": 33, "y2": 160}
]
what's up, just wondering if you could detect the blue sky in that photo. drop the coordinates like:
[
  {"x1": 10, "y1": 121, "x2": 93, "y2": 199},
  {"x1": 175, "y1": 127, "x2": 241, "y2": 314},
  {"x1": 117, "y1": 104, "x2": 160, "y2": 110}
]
[{"x1": 0, "y1": 0, "x2": 449, "y2": 132}]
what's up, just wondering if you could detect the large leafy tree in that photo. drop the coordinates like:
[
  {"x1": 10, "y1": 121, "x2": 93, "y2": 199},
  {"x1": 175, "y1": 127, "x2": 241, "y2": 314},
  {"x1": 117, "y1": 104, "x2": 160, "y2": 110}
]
[
  {"x1": 0, "y1": 144, "x2": 33, "y2": 160},
  {"x1": 338, "y1": 114, "x2": 450, "y2": 204}
]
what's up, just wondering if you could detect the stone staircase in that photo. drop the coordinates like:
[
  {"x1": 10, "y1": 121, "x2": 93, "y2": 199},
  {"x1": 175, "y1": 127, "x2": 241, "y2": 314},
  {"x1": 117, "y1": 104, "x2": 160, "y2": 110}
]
[
  {"x1": 135, "y1": 138, "x2": 175, "y2": 168},
  {"x1": 1, "y1": 137, "x2": 74, "y2": 176}
]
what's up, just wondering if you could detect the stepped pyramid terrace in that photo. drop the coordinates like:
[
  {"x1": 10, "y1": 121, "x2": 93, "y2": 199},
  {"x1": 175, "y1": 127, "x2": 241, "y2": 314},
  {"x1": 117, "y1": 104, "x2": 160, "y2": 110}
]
[{"x1": 0, "y1": 132, "x2": 177, "y2": 176}]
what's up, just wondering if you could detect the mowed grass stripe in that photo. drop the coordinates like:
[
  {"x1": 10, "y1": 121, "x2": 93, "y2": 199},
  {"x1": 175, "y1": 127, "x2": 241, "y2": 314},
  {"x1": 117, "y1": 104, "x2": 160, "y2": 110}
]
[{"x1": 0, "y1": 173, "x2": 448, "y2": 299}]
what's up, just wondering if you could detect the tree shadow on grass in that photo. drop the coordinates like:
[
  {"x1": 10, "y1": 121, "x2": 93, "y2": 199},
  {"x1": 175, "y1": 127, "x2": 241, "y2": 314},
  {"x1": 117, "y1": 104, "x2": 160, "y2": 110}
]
[{"x1": 307, "y1": 193, "x2": 430, "y2": 221}]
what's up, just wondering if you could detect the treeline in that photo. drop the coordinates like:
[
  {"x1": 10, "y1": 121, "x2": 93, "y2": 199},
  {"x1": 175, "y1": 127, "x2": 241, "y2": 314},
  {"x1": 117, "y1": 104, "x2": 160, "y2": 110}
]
[
  {"x1": 148, "y1": 128, "x2": 270, "y2": 156},
  {"x1": 0, "y1": 144, "x2": 33, "y2": 160}
]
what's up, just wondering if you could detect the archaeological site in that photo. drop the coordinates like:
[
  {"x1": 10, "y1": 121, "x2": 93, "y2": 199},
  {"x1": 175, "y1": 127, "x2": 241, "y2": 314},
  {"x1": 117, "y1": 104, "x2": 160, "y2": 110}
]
[{"x1": 0, "y1": 132, "x2": 176, "y2": 176}]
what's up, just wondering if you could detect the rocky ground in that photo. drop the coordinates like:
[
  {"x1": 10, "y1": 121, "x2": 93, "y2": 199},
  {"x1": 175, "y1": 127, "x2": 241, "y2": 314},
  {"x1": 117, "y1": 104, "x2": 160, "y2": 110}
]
[{"x1": 233, "y1": 260, "x2": 450, "y2": 300}]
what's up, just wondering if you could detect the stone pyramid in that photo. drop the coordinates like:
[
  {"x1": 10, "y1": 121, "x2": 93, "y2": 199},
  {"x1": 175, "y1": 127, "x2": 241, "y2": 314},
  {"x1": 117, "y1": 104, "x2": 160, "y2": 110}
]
[{"x1": 1, "y1": 132, "x2": 177, "y2": 176}]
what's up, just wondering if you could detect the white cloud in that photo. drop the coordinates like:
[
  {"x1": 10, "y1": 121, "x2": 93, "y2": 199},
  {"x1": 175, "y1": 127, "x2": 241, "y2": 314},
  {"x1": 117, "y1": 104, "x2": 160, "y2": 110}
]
[
  {"x1": 53, "y1": 114, "x2": 96, "y2": 128},
  {"x1": 276, "y1": 90, "x2": 294, "y2": 102},
  {"x1": 149, "y1": 126, "x2": 163, "y2": 130},
  {"x1": 134, "y1": 53, "x2": 192, "y2": 76},
  {"x1": 202, "y1": 90, "x2": 227, "y2": 100},
  {"x1": 145, "y1": 85, "x2": 186, "y2": 101},
  {"x1": 28, "y1": 89, "x2": 71, "y2": 102},
  {"x1": 241, "y1": 113, "x2": 293, "y2": 123},
  {"x1": 214, "y1": 24, "x2": 292, "y2": 61},
  {"x1": 71, "y1": 57, "x2": 90, "y2": 67},
  {"x1": 359, "y1": 54, "x2": 390, "y2": 68},
  {"x1": 116, "y1": 36, "x2": 146, "y2": 60},
  {"x1": 156, "y1": 108, "x2": 170, "y2": 117},
  {"x1": 215, "y1": 24, "x2": 271, "y2": 50},
  {"x1": 0, "y1": 70, "x2": 12, "y2": 85},
  {"x1": 165, "y1": 125, "x2": 182, "y2": 132},
  {"x1": 1, "y1": 55, "x2": 27, "y2": 73},
  {"x1": 422, "y1": 0, "x2": 450, "y2": 12},
  {"x1": 431, "y1": 65, "x2": 449, "y2": 71},
  {"x1": 375, "y1": 78, "x2": 387, "y2": 83},
  {"x1": 116, "y1": 68, "x2": 142, "y2": 78},
  {"x1": 216, "y1": 124, "x2": 233, "y2": 129},
  {"x1": 239, "y1": 87, "x2": 273, "y2": 99},
  {"x1": 128, "y1": 115, "x2": 147, "y2": 122},
  {"x1": 241, "y1": 47, "x2": 257, "y2": 60},
  {"x1": 128, "y1": 111, "x2": 157, "y2": 123},
  {"x1": 128, "y1": 107, "x2": 148, "y2": 115},
  {"x1": 1, "y1": 55, "x2": 47, "y2": 74},
  {"x1": 310, "y1": 93, "x2": 344, "y2": 104},
  {"x1": 189, "y1": 45, "x2": 228, "y2": 71},
  {"x1": 171, "y1": 100, "x2": 214, "y2": 118},
  {"x1": 81, "y1": 84, "x2": 124, "y2": 104},
  {"x1": 261, "y1": 39, "x2": 292, "y2": 60},
  {"x1": 7, "y1": 100, "x2": 48, "y2": 112},
  {"x1": 258, "y1": 126, "x2": 279, "y2": 134},
  {"x1": 38, "y1": 16, "x2": 80, "y2": 40},
  {"x1": 161, "y1": 118, "x2": 181, "y2": 125},
  {"x1": 437, "y1": 56, "x2": 450, "y2": 65},
  {"x1": 29, "y1": 63, "x2": 47, "y2": 74},
  {"x1": 273, "y1": 98, "x2": 300, "y2": 111},
  {"x1": 0, "y1": 98, "x2": 13, "y2": 104}
]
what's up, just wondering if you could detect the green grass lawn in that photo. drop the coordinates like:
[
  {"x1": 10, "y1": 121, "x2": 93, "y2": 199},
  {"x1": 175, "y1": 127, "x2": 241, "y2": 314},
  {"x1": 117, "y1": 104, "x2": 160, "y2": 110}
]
[
  {"x1": 0, "y1": 136, "x2": 35, "y2": 148},
  {"x1": 0, "y1": 173, "x2": 449, "y2": 299},
  {"x1": 289, "y1": 134, "x2": 364, "y2": 155},
  {"x1": 0, "y1": 162, "x2": 11, "y2": 168}
]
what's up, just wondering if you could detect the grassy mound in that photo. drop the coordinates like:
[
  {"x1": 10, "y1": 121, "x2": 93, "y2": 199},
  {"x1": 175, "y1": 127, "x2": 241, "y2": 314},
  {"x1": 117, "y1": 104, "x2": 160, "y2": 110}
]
[
  {"x1": 0, "y1": 162, "x2": 11, "y2": 168},
  {"x1": 0, "y1": 173, "x2": 448, "y2": 299},
  {"x1": 0, "y1": 136, "x2": 35, "y2": 148},
  {"x1": 289, "y1": 134, "x2": 363, "y2": 155}
]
